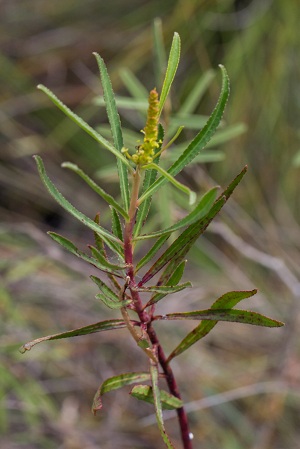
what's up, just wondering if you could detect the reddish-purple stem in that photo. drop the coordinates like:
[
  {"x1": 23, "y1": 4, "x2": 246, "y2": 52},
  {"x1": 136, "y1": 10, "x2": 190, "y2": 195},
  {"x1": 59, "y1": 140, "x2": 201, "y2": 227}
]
[{"x1": 123, "y1": 168, "x2": 193, "y2": 449}]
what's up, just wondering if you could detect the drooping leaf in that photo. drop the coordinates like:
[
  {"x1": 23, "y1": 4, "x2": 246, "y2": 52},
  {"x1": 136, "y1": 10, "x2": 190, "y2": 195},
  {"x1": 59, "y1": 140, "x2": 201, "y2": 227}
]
[
  {"x1": 48, "y1": 232, "x2": 124, "y2": 278},
  {"x1": 92, "y1": 372, "x2": 151, "y2": 415},
  {"x1": 130, "y1": 385, "x2": 183, "y2": 410},
  {"x1": 37, "y1": 85, "x2": 133, "y2": 170},
  {"x1": 93, "y1": 52, "x2": 130, "y2": 212},
  {"x1": 141, "y1": 162, "x2": 196, "y2": 206},
  {"x1": 150, "y1": 362, "x2": 176, "y2": 449},
  {"x1": 61, "y1": 162, "x2": 129, "y2": 220},
  {"x1": 155, "y1": 309, "x2": 284, "y2": 327},
  {"x1": 34, "y1": 156, "x2": 123, "y2": 247},
  {"x1": 146, "y1": 260, "x2": 187, "y2": 307},
  {"x1": 134, "y1": 124, "x2": 164, "y2": 238},
  {"x1": 138, "y1": 65, "x2": 230, "y2": 205},
  {"x1": 138, "y1": 166, "x2": 247, "y2": 286},
  {"x1": 19, "y1": 319, "x2": 127, "y2": 354},
  {"x1": 135, "y1": 186, "x2": 219, "y2": 241},
  {"x1": 135, "y1": 233, "x2": 171, "y2": 273},
  {"x1": 159, "y1": 32, "x2": 181, "y2": 117}
]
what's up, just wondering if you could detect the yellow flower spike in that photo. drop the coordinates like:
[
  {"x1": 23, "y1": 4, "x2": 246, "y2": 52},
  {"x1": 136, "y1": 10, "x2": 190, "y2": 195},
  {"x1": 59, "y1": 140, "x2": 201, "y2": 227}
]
[{"x1": 131, "y1": 88, "x2": 160, "y2": 166}]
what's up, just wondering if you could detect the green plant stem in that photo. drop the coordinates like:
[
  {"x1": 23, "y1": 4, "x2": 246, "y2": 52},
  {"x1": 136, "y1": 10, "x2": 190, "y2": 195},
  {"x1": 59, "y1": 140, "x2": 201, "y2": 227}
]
[{"x1": 123, "y1": 167, "x2": 193, "y2": 449}]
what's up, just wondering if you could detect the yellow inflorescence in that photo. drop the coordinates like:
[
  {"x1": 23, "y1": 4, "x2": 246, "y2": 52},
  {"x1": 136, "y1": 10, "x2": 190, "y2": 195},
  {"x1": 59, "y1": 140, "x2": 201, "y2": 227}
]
[{"x1": 122, "y1": 88, "x2": 160, "y2": 166}]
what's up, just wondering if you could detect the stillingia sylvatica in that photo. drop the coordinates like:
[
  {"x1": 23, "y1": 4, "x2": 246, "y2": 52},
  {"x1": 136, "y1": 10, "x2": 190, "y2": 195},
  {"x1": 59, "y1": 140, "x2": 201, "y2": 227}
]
[{"x1": 20, "y1": 31, "x2": 284, "y2": 449}]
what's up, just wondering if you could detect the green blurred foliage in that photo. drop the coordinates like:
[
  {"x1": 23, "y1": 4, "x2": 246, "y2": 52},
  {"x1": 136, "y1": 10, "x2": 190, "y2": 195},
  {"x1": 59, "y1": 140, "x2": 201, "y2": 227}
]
[{"x1": 1, "y1": 1, "x2": 300, "y2": 448}]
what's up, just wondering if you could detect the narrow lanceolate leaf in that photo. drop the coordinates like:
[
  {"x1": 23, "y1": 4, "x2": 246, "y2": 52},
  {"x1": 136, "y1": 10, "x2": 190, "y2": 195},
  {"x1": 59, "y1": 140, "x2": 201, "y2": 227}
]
[
  {"x1": 93, "y1": 53, "x2": 130, "y2": 212},
  {"x1": 139, "y1": 166, "x2": 247, "y2": 287},
  {"x1": 167, "y1": 289, "x2": 281, "y2": 361},
  {"x1": 89, "y1": 246, "x2": 127, "y2": 271},
  {"x1": 135, "y1": 186, "x2": 219, "y2": 241},
  {"x1": 48, "y1": 232, "x2": 124, "y2": 278},
  {"x1": 159, "y1": 32, "x2": 181, "y2": 116},
  {"x1": 96, "y1": 292, "x2": 131, "y2": 309},
  {"x1": 90, "y1": 275, "x2": 120, "y2": 301},
  {"x1": 61, "y1": 162, "x2": 129, "y2": 220},
  {"x1": 130, "y1": 385, "x2": 183, "y2": 410},
  {"x1": 146, "y1": 260, "x2": 187, "y2": 307},
  {"x1": 134, "y1": 124, "x2": 164, "y2": 238},
  {"x1": 138, "y1": 65, "x2": 230, "y2": 205},
  {"x1": 19, "y1": 319, "x2": 126, "y2": 354},
  {"x1": 110, "y1": 207, "x2": 124, "y2": 241},
  {"x1": 119, "y1": 68, "x2": 148, "y2": 100},
  {"x1": 150, "y1": 362, "x2": 176, "y2": 449},
  {"x1": 135, "y1": 233, "x2": 171, "y2": 273},
  {"x1": 92, "y1": 372, "x2": 151, "y2": 415},
  {"x1": 93, "y1": 213, "x2": 106, "y2": 255},
  {"x1": 155, "y1": 309, "x2": 284, "y2": 327},
  {"x1": 135, "y1": 282, "x2": 192, "y2": 295},
  {"x1": 141, "y1": 162, "x2": 196, "y2": 206},
  {"x1": 34, "y1": 156, "x2": 122, "y2": 247},
  {"x1": 37, "y1": 85, "x2": 133, "y2": 171}
]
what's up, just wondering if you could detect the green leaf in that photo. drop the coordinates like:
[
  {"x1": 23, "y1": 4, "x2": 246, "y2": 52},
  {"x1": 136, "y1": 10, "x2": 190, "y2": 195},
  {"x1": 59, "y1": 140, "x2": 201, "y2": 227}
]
[
  {"x1": 93, "y1": 213, "x2": 106, "y2": 255},
  {"x1": 94, "y1": 96, "x2": 148, "y2": 111},
  {"x1": 135, "y1": 282, "x2": 192, "y2": 295},
  {"x1": 110, "y1": 207, "x2": 124, "y2": 241},
  {"x1": 206, "y1": 123, "x2": 247, "y2": 148},
  {"x1": 92, "y1": 372, "x2": 151, "y2": 415},
  {"x1": 37, "y1": 85, "x2": 133, "y2": 171},
  {"x1": 61, "y1": 162, "x2": 129, "y2": 220},
  {"x1": 130, "y1": 385, "x2": 183, "y2": 410},
  {"x1": 150, "y1": 362, "x2": 176, "y2": 448},
  {"x1": 135, "y1": 186, "x2": 219, "y2": 241},
  {"x1": 141, "y1": 162, "x2": 196, "y2": 206},
  {"x1": 159, "y1": 32, "x2": 181, "y2": 116},
  {"x1": 90, "y1": 275, "x2": 120, "y2": 301},
  {"x1": 167, "y1": 289, "x2": 281, "y2": 361},
  {"x1": 134, "y1": 124, "x2": 164, "y2": 237},
  {"x1": 93, "y1": 52, "x2": 130, "y2": 212},
  {"x1": 19, "y1": 319, "x2": 126, "y2": 353},
  {"x1": 34, "y1": 156, "x2": 122, "y2": 247},
  {"x1": 48, "y1": 232, "x2": 124, "y2": 278},
  {"x1": 89, "y1": 246, "x2": 126, "y2": 271},
  {"x1": 155, "y1": 309, "x2": 284, "y2": 327},
  {"x1": 91, "y1": 275, "x2": 132, "y2": 309},
  {"x1": 146, "y1": 260, "x2": 187, "y2": 307},
  {"x1": 138, "y1": 165, "x2": 247, "y2": 287},
  {"x1": 135, "y1": 233, "x2": 171, "y2": 273},
  {"x1": 138, "y1": 65, "x2": 230, "y2": 204}
]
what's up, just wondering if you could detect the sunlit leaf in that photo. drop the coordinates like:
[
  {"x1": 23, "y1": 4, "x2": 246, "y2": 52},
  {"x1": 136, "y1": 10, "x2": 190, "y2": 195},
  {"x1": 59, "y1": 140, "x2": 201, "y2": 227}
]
[{"x1": 92, "y1": 372, "x2": 151, "y2": 415}]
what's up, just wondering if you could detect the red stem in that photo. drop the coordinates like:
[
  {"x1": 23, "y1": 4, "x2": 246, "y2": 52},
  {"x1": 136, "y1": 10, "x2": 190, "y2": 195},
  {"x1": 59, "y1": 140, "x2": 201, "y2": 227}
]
[{"x1": 123, "y1": 168, "x2": 193, "y2": 449}]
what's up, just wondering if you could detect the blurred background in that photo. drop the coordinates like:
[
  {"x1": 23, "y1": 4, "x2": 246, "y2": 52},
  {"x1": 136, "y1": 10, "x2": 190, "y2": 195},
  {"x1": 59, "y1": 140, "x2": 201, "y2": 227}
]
[{"x1": 1, "y1": 0, "x2": 300, "y2": 448}]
